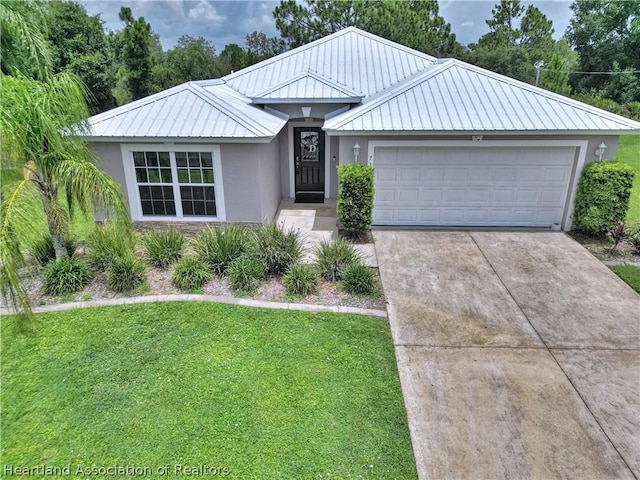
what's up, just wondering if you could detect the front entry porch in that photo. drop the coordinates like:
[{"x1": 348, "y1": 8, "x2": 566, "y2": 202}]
[{"x1": 275, "y1": 199, "x2": 377, "y2": 266}]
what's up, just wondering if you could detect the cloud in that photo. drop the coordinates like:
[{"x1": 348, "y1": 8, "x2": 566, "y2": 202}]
[
  {"x1": 460, "y1": 21, "x2": 474, "y2": 28},
  {"x1": 188, "y1": 0, "x2": 225, "y2": 24}
]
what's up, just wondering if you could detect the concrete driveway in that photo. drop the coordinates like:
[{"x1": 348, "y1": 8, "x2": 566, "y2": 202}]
[{"x1": 374, "y1": 231, "x2": 639, "y2": 479}]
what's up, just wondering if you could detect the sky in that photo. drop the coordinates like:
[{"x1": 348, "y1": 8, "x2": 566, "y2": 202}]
[{"x1": 81, "y1": 0, "x2": 575, "y2": 52}]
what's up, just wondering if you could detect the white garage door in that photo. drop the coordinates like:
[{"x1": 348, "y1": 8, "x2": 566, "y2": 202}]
[{"x1": 374, "y1": 146, "x2": 576, "y2": 227}]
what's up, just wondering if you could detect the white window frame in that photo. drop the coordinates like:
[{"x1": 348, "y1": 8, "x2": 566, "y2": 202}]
[{"x1": 121, "y1": 144, "x2": 226, "y2": 222}]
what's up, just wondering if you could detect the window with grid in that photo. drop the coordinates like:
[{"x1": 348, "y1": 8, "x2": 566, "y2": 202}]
[
  {"x1": 132, "y1": 150, "x2": 217, "y2": 218},
  {"x1": 175, "y1": 152, "x2": 216, "y2": 217},
  {"x1": 134, "y1": 151, "x2": 176, "y2": 216}
]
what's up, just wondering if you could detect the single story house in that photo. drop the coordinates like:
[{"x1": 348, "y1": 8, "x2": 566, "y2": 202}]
[{"x1": 87, "y1": 27, "x2": 640, "y2": 231}]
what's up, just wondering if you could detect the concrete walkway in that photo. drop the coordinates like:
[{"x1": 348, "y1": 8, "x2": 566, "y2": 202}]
[
  {"x1": 275, "y1": 199, "x2": 378, "y2": 267},
  {"x1": 375, "y1": 231, "x2": 640, "y2": 479}
]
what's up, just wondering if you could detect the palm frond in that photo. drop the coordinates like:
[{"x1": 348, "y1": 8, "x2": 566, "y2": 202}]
[
  {"x1": 0, "y1": 180, "x2": 38, "y2": 319},
  {"x1": 53, "y1": 155, "x2": 131, "y2": 226}
]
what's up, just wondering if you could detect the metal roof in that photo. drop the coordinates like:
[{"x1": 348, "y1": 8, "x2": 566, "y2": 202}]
[
  {"x1": 324, "y1": 59, "x2": 640, "y2": 133},
  {"x1": 223, "y1": 27, "x2": 436, "y2": 99},
  {"x1": 87, "y1": 81, "x2": 287, "y2": 141},
  {"x1": 250, "y1": 71, "x2": 363, "y2": 103}
]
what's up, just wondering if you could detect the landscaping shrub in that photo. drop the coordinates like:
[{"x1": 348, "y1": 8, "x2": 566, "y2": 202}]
[
  {"x1": 342, "y1": 262, "x2": 376, "y2": 295},
  {"x1": 31, "y1": 236, "x2": 75, "y2": 266},
  {"x1": 252, "y1": 224, "x2": 302, "y2": 276},
  {"x1": 87, "y1": 222, "x2": 136, "y2": 271},
  {"x1": 283, "y1": 263, "x2": 319, "y2": 296},
  {"x1": 315, "y1": 239, "x2": 363, "y2": 281},
  {"x1": 194, "y1": 226, "x2": 250, "y2": 275},
  {"x1": 43, "y1": 258, "x2": 92, "y2": 295},
  {"x1": 608, "y1": 221, "x2": 631, "y2": 250},
  {"x1": 227, "y1": 254, "x2": 265, "y2": 293},
  {"x1": 142, "y1": 227, "x2": 184, "y2": 268},
  {"x1": 573, "y1": 161, "x2": 635, "y2": 237},
  {"x1": 108, "y1": 255, "x2": 146, "y2": 292},
  {"x1": 337, "y1": 164, "x2": 375, "y2": 239},
  {"x1": 172, "y1": 256, "x2": 211, "y2": 291}
]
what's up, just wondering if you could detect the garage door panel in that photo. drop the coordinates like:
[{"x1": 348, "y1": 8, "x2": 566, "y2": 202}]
[
  {"x1": 373, "y1": 146, "x2": 574, "y2": 227},
  {"x1": 421, "y1": 189, "x2": 443, "y2": 202}
]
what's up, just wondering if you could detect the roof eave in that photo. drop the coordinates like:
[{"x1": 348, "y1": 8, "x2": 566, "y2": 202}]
[
  {"x1": 323, "y1": 129, "x2": 640, "y2": 136},
  {"x1": 84, "y1": 135, "x2": 279, "y2": 144}
]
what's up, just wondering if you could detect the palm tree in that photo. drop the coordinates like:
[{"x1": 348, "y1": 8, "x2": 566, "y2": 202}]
[
  {"x1": 0, "y1": 1, "x2": 130, "y2": 317},
  {"x1": 0, "y1": 0, "x2": 50, "y2": 79}
]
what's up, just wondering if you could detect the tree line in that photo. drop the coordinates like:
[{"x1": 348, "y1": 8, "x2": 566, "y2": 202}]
[{"x1": 3, "y1": 0, "x2": 640, "y2": 116}]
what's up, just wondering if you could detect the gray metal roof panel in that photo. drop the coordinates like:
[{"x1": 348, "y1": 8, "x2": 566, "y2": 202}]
[
  {"x1": 88, "y1": 82, "x2": 287, "y2": 139},
  {"x1": 325, "y1": 60, "x2": 640, "y2": 132},
  {"x1": 223, "y1": 27, "x2": 436, "y2": 98}
]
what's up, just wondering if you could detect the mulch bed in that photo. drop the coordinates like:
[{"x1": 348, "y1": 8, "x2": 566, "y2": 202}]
[{"x1": 569, "y1": 231, "x2": 640, "y2": 265}]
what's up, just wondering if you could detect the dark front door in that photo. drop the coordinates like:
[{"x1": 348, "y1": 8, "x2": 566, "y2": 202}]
[{"x1": 294, "y1": 127, "x2": 325, "y2": 203}]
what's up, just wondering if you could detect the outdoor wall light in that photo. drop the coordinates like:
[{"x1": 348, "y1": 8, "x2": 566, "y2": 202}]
[
  {"x1": 353, "y1": 143, "x2": 361, "y2": 162},
  {"x1": 595, "y1": 142, "x2": 607, "y2": 160}
]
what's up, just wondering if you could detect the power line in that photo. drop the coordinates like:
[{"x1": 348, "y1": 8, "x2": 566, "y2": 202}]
[{"x1": 542, "y1": 68, "x2": 640, "y2": 75}]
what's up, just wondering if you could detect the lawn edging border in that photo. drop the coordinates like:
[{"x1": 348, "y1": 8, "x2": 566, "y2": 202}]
[{"x1": 0, "y1": 294, "x2": 388, "y2": 318}]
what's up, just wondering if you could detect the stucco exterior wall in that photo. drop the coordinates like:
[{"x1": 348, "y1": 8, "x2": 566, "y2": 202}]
[
  {"x1": 220, "y1": 142, "x2": 281, "y2": 223},
  {"x1": 91, "y1": 142, "x2": 128, "y2": 221},
  {"x1": 337, "y1": 134, "x2": 621, "y2": 166},
  {"x1": 278, "y1": 128, "x2": 290, "y2": 199},
  {"x1": 257, "y1": 138, "x2": 282, "y2": 223}
]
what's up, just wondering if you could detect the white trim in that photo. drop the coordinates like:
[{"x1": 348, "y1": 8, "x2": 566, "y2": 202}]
[
  {"x1": 287, "y1": 121, "x2": 324, "y2": 199},
  {"x1": 86, "y1": 136, "x2": 277, "y2": 144},
  {"x1": 366, "y1": 139, "x2": 589, "y2": 231},
  {"x1": 120, "y1": 143, "x2": 226, "y2": 222},
  {"x1": 324, "y1": 129, "x2": 640, "y2": 136},
  {"x1": 324, "y1": 132, "x2": 331, "y2": 199}
]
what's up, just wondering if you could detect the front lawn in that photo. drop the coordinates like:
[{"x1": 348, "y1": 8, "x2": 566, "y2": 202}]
[
  {"x1": 616, "y1": 135, "x2": 640, "y2": 224},
  {"x1": 609, "y1": 264, "x2": 640, "y2": 293},
  {"x1": 1, "y1": 302, "x2": 416, "y2": 479}
]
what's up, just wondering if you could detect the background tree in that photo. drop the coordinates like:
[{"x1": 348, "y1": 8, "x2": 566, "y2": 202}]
[
  {"x1": 118, "y1": 7, "x2": 152, "y2": 100},
  {"x1": 0, "y1": 0, "x2": 50, "y2": 79},
  {"x1": 566, "y1": 0, "x2": 640, "y2": 103},
  {"x1": 541, "y1": 53, "x2": 570, "y2": 94},
  {"x1": 273, "y1": 0, "x2": 461, "y2": 57},
  {"x1": 159, "y1": 35, "x2": 223, "y2": 88},
  {"x1": 44, "y1": 0, "x2": 116, "y2": 113},
  {"x1": 467, "y1": 0, "x2": 556, "y2": 83}
]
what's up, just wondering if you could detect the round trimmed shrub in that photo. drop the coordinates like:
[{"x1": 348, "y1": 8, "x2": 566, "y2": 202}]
[
  {"x1": 172, "y1": 256, "x2": 211, "y2": 291},
  {"x1": 342, "y1": 262, "x2": 376, "y2": 295},
  {"x1": 108, "y1": 255, "x2": 146, "y2": 292},
  {"x1": 31, "y1": 236, "x2": 76, "y2": 266},
  {"x1": 142, "y1": 227, "x2": 184, "y2": 268},
  {"x1": 252, "y1": 224, "x2": 302, "y2": 277},
  {"x1": 227, "y1": 254, "x2": 265, "y2": 293},
  {"x1": 283, "y1": 263, "x2": 319, "y2": 296},
  {"x1": 315, "y1": 238, "x2": 362, "y2": 281},
  {"x1": 43, "y1": 258, "x2": 92, "y2": 295}
]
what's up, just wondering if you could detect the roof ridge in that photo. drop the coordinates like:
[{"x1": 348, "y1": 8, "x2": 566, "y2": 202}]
[
  {"x1": 89, "y1": 83, "x2": 190, "y2": 124},
  {"x1": 222, "y1": 26, "x2": 436, "y2": 83},
  {"x1": 223, "y1": 28, "x2": 355, "y2": 82},
  {"x1": 449, "y1": 59, "x2": 640, "y2": 128},
  {"x1": 188, "y1": 84, "x2": 274, "y2": 136},
  {"x1": 252, "y1": 70, "x2": 363, "y2": 99},
  {"x1": 326, "y1": 61, "x2": 453, "y2": 129}
]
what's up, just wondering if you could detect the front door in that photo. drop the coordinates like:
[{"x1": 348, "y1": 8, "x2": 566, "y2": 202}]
[{"x1": 294, "y1": 127, "x2": 325, "y2": 203}]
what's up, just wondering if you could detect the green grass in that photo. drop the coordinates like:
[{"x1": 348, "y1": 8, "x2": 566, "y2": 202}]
[
  {"x1": 616, "y1": 135, "x2": 640, "y2": 224},
  {"x1": 609, "y1": 264, "x2": 640, "y2": 293},
  {"x1": 1, "y1": 302, "x2": 416, "y2": 479}
]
